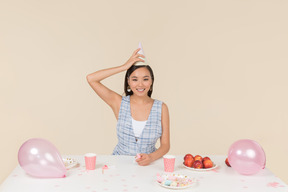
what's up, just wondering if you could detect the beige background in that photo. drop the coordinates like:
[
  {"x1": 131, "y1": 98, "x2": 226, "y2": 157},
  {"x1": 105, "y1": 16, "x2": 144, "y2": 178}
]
[{"x1": 1, "y1": 0, "x2": 287, "y2": 184}]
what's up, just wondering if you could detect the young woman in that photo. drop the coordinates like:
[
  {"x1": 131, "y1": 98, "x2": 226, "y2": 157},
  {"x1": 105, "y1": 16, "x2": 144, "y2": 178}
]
[{"x1": 86, "y1": 48, "x2": 170, "y2": 166}]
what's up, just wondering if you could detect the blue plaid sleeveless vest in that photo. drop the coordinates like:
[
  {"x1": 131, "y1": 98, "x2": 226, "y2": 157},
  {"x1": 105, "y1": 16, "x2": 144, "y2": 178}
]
[{"x1": 112, "y1": 96, "x2": 162, "y2": 155}]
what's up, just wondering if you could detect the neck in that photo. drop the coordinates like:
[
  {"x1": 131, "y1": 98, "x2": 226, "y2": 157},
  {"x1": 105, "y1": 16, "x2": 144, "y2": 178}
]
[{"x1": 130, "y1": 95, "x2": 151, "y2": 104}]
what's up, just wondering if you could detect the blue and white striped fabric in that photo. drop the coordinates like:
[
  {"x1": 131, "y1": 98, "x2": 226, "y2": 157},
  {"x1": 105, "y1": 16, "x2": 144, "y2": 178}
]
[{"x1": 112, "y1": 96, "x2": 162, "y2": 156}]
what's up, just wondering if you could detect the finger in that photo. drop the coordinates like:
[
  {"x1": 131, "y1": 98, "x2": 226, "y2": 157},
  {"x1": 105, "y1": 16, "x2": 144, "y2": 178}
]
[
  {"x1": 137, "y1": 160, "x2": 145, "y2": 166},
  {"x1": 130, "y1": 58, "x2": 143, "y2": 65},
  {"x1": 138, "y1": 161, "x2": 148, "y2": 166},
  {"x1": 135, "y1": 157, "x2": 143, "y2": 162},
  {"x1": 136, "y1": 54, "x2": 145, "y2": 58},
  {"x1": 133, "y1": 58, "x2": 145, "y2": 62},
  {"x1": 138, "y1": 153, "x2": 145, "y2": 159},
  {"x1": 136, "y1": 58, "x2": 145, "y2": 63},
  {"x1": 131, "y1": 54, "x2": 145, "y2": 61},
  {"x1": 135, "y1": 154, "x2": 143, "y2": 162},
  {"x1": 136, "y1": 159, "x2": 144, "y2": 165},
  {"x1": 132, "y1": 48, "x2": 141, "y2": 56}
]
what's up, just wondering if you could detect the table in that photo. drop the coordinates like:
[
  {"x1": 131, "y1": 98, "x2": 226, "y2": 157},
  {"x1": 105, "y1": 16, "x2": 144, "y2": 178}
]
[{"x1": 0, "y1": 155, "x2": 287, "y2": 192}]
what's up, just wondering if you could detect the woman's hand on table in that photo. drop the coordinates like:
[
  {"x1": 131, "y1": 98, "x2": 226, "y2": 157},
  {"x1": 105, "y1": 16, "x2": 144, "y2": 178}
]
[{"x1": 135, "y1": 153, "x2": 153, "y2": 166}]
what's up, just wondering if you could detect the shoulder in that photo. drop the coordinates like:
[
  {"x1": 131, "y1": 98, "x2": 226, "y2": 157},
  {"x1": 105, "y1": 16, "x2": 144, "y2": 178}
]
[
  {"x1": 121, "y1": 95, "x2": 130, "y2": 102},
  {"x1": 161, "y1": 102, "x2": 169, "y2": 112},
  {"x1": 153, "y1": 99, "x2": 169, "y2": 113},
  {"x1": 153, "y1": 98, "x2": 163, "y2": 105},
  {"x1": 154, "y1": 98, "x2": 167, "y2": 107}
]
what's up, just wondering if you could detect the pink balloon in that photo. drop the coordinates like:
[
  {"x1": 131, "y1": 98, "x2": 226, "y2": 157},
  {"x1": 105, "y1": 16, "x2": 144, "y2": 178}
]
[
  {"x1": 18, "y1": 138, "x2": 66, "y2": 178},
  {"x1": 228, "y1": 139, "x2": 266, "y2": 175}
]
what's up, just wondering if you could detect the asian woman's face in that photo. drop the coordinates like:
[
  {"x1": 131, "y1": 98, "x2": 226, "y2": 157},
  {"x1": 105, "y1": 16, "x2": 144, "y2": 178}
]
[{"x1": 128, "y1": 67, "x2": 153, "y2": 96}]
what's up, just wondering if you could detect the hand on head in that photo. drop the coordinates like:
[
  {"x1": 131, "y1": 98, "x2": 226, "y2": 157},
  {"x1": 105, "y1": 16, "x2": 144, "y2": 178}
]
[{"x1": 122, "y1": 48, "x2": 145, "y2": 70}]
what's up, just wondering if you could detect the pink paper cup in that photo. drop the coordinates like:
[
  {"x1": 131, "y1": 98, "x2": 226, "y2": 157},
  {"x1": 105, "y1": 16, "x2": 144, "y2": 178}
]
[
  {"x1": 85, "y1": 153, "x2": 96, "y2": 170},
  {"x1": 163, "y1": 155, "x2": 176, "y2": 172}
]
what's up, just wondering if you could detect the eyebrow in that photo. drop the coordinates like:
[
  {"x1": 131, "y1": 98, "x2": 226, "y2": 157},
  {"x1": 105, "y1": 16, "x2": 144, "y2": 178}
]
[{"x1": 131, "y1": 76, "x2": 150, "y2": 78}]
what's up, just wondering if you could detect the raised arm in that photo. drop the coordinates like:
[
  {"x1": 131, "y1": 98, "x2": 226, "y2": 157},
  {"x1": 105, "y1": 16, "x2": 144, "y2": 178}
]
[{"x1": 86, "y1": 48, "x2": 145, "y2": 118}]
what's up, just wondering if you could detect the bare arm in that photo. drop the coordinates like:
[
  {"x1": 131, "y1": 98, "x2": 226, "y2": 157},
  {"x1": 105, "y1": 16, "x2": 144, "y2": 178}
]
[
  {"x1": 86, "y1": 48, "x2": 145, "y2": 118},
  {"x1": 136, "y1": 103, "x2": 170, "y2": 165}
]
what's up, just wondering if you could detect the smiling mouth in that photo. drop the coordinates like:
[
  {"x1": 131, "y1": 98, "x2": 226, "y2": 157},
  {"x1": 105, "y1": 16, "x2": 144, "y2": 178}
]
[{"x1": 136, "y1": 88, "x2": 145, "y2": 92}]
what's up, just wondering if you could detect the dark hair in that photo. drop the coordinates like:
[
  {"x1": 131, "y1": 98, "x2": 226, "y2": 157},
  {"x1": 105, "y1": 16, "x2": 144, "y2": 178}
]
[{"x1": 124, "y1": 65, "x2": 154, "y2": 97}]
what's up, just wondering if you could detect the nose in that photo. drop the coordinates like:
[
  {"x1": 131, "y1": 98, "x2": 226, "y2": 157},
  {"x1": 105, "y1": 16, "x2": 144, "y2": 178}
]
[{"x1": 138, "y1": 80, "x2": 143, "y2": 86}]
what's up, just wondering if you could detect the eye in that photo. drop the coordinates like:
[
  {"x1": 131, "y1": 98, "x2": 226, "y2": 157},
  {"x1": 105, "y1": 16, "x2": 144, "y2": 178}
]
[
  {"x1": 144, "y1": 78, "x2": 149, "y2": 81},
  {"x1": 132, "y1": 79, "x2": 137, "y2": 81}
]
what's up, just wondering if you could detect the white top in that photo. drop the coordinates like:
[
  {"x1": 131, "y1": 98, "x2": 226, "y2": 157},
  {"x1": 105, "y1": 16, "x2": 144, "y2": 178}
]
[{"x1": 132, "y1": 118, "x2": 147, "y2": 138}]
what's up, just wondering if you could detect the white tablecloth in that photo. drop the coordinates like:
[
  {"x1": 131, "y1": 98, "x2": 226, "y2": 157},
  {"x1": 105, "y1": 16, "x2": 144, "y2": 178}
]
[{"x1": 0, "y1": 155, "x2": 287, "y2": 192}]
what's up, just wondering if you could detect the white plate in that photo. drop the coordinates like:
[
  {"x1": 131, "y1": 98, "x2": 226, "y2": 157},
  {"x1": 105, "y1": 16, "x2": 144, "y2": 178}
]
[
  {"x1": 63, "y1": 158, "x2": 78, "y2": 169},
  {"x1": 183, "y1": 163, "x2": 218, "y2": 171},
  {"x1": 156, "y1": 173, "x2": 196, "y2": 189}
]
